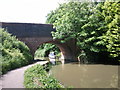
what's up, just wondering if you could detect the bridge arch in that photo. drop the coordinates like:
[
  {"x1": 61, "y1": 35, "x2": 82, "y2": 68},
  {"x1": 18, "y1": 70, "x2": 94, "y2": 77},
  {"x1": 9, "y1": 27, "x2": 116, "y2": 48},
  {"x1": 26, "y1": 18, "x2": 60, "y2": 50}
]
[
  {"x1": 19, "y1": 37, "x2": 75, "y2": 61},
  {"x1": 34, "y1": 40, "x2": 74, "y2": 60},
  {"x1": 0, "y1": 22, "x2": 78, "y2": 62}
]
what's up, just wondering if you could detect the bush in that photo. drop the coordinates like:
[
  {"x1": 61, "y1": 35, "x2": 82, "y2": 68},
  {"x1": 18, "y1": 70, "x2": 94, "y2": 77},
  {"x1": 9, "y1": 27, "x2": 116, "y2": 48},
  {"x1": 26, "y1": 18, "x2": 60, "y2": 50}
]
[
  {"x1": 0, "y1": 28, "x2": 33, "y2": 74},
  {"x1": 24, "y1": 64, "x2": 64, "y2": 88}
]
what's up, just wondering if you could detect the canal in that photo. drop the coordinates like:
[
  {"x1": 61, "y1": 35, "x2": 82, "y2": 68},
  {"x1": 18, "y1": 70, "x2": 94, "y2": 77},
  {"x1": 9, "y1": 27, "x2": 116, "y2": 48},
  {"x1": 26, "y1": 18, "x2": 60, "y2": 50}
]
[{"x1": 49, "y1": 62, "x2": 118, "y2": 88}]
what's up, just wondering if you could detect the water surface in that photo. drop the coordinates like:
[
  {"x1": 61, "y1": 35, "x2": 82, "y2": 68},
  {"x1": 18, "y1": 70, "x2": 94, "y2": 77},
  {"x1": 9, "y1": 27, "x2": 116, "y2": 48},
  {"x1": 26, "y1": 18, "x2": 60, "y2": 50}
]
[{"x1": 50, "y1": 62, "x2": 118, "y2": 88}]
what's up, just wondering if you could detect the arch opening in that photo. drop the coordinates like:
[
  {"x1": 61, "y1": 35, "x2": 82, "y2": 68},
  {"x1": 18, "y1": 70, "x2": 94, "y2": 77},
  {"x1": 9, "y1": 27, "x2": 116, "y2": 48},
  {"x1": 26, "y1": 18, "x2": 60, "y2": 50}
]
[
  {"x1": 34, "y1": 43, "x2": 61, "y2": 61},
  {"x1": 18, "y1": 37, "x2": 77, "y2": 62}
]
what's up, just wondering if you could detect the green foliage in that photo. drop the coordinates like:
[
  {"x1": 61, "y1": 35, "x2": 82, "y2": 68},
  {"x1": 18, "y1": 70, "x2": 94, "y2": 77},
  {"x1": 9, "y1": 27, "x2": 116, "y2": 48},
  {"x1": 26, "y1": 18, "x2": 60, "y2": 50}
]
[
  {"x1": 35, "y1": 43, "x2": 60, "y2": 59},
  {"x1": 46, "y1": 2, "x2": 93, "y2": 41},
  {"x1": 82, "y1": 1, "x2": 120, "y2": 60},
  {"x1": 78, "y1": 50, "x2": 88, "y2": 64},
  {"x1": 24, "y1": 64, "x2": 64, "y2": 88},
  {"x1": 0, "y1": 28, "x2": 33, "y2": 74},
  {"x1": 46, "y1": 1, "x2": 120, "y2": 63},
  {"x1": 102, "y1": 2, "x2": 120, "y2": 58},
  {"x1": 46, "y1": 1, "x2": 97, "y2": 62}
]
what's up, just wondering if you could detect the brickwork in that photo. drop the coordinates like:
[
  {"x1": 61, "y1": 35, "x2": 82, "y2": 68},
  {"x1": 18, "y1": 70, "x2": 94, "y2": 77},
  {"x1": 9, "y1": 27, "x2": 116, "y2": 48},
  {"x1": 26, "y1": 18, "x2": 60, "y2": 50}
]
[{"x1": 0, "y1": 22, "x2": 77, "y2": 61}]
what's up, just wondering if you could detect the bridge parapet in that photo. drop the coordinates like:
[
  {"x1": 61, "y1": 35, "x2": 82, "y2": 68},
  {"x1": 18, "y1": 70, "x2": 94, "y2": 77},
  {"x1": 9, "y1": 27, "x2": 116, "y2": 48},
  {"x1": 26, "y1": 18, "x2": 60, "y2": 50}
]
[{"x1": 0, "y1": 22, "x2": 55, "y2": 38}]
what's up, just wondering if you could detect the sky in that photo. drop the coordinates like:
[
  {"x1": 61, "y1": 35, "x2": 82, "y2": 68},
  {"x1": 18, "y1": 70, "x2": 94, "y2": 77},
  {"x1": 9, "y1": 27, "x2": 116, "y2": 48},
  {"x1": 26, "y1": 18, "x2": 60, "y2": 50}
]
[{"x1": 0, "y1": 0, "x2": 66, "y2": 24}]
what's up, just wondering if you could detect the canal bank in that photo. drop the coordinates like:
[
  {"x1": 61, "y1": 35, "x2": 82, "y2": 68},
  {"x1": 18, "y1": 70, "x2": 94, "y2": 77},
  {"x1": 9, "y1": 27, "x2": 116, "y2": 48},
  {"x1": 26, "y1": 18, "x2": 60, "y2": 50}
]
[{"x1": 0, "y1": 61, "x2": 48, "y2": 89}]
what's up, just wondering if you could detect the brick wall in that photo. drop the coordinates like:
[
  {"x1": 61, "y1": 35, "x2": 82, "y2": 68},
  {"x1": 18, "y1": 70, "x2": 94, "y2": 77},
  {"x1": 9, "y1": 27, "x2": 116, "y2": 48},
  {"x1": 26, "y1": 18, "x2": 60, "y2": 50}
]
[{"x1": 1, "y1": 22, "x2": 78, "y2": 61}]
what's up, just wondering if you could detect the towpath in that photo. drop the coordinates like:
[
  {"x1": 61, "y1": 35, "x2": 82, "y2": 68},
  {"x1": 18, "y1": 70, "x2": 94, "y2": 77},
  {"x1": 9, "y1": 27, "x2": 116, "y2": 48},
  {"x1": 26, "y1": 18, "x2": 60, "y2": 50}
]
[{"x1": 0, "y1": 61, "x2": 48, "y2": 89}]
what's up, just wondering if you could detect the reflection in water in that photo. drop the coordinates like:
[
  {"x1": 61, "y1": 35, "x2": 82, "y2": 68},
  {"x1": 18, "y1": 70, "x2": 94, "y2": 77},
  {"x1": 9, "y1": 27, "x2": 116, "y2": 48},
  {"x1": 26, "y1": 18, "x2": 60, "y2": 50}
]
[
  {"x1": 61, "y1": 59, "x2": 65, "y2": 65},
  {"x1": 50, "y1": 63, "x2": 118, "y2": 88}
]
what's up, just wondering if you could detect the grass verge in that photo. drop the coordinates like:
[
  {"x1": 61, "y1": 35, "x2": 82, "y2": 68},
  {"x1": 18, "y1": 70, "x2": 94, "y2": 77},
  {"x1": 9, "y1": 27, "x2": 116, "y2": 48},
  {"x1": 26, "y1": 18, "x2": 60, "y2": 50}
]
[{"x1": 24, "y1": 64, "x2": 64, "y2": 88}]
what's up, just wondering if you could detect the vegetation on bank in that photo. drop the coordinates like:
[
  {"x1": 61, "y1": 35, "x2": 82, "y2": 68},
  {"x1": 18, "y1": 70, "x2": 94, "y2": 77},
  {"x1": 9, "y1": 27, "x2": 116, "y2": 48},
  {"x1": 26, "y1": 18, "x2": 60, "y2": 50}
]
[
  {"x1": 35, "y1": 43, "x2": 60, "y2": 60},
  {"x1": 46, "y1": 1, "x2": 120, "y2": 64},
  {"x1": 24, "y1": 64, "x2": 64, "y2": 88},
  {"x1": 0, "y1": 28, "x2": 33, "y2": 74}
]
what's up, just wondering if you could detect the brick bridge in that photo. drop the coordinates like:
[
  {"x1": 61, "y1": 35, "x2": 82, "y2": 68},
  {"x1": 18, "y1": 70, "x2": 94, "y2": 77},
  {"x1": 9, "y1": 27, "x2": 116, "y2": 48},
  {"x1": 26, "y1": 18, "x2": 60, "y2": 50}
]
[{"x1": 0, "y1": 22, "x2": 77, "y2": 61}]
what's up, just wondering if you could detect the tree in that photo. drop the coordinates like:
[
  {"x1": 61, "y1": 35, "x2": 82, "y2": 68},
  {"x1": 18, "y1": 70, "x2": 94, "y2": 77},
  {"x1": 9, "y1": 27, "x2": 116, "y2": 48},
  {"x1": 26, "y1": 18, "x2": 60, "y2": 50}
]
[
  {"x1": 46, "y1": 1, "x2": 120, "y2": 63},
  {"x1": 82, "y1": 1, "x2": 120, "y2": 61},
  {"x1": 46, "y1": 1, "x2": 97, "y2": 62},
  {"x1": 46, "y1": 2, "x2": 93, "y2": 41},
  {"x1": 101, "y1": 2, "x2": 120, "y2": 60}
]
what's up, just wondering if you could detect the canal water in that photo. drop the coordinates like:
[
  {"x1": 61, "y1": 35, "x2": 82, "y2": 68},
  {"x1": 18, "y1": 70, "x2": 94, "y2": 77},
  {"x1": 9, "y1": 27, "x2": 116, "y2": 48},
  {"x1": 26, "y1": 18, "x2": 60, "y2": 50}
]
[{"x1": 50, "y1": 62, "x2": 118, "y2": 88}]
